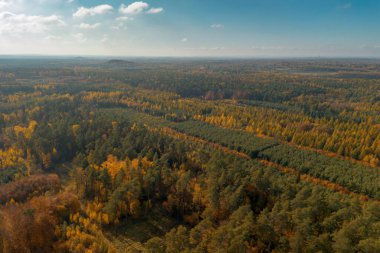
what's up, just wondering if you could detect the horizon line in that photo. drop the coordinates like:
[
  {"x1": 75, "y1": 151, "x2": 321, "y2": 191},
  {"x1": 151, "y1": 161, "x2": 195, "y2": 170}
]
[{"x1": 1, "y1": 54, "x2": 380, "y2": 60}]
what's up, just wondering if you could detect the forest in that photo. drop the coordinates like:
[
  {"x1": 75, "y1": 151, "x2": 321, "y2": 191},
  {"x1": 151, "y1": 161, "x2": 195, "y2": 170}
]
[{"x1": 0, "y1": 58, "x2": 379, "y2": 252}]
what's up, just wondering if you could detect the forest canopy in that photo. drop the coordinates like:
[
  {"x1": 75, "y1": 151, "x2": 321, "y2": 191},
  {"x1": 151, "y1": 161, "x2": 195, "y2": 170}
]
[{"x1": 0, "y1": 58, "x2": 379, "y2": 252}]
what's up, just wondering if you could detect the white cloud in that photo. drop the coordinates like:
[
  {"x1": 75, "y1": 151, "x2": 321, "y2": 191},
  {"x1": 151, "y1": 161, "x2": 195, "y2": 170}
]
[
  {"x1": 0, "y1": 0, "x2": 11, "y2": 9},
  {"x1": 0, "y1": 0, "x2": 22, "y2": 11},
  {"x1": 119, "y1": 2, "x2": 163, "y2": 15},
  {"x1": 0, "y1": 11, "x2": 64, "y2": 35},
  {"x1": 101, "y1": 34, "x2": 108, "y2": 43},
  {"x1": 119, "y1": 1, "x2": 149, "y2": 14},
  {"x1": 210, "y1": 24, "x2": 224, "y2": 29},
  {"x1": 44, "y1": 35, "x2": 61, "y2": 40},
  {"x1": 73, "y1": 4, "x2": 113, "y2": 18},
  {"x1": 72, "y1": 32, "x2": 86, "y2": 43},
  {"x1": 116, "y1": 16, "x2": 133, "y2": 21},
  {"x1": 147, "y1": 7, "x2": 163, "y2": 14},
  {"x1": 111, "y1": 22, "x2": 127, "y2": 30},
  {"x1": 77, "y1": 22, "x2": 101, "y2": 29},
  {"x1": 181, "y1": 37, "x2": 188, "y2": 43}
]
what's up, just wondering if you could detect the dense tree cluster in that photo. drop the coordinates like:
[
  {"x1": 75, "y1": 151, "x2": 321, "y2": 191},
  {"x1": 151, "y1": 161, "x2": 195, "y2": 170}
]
[{"x1": 0, "y1": 58, "x2": 379, "y2": 252}]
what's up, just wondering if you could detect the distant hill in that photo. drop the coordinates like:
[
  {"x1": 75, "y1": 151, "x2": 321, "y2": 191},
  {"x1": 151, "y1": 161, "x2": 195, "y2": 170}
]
[{"x1": 107, "y1": 59, "x2": 135, "y2": 65}]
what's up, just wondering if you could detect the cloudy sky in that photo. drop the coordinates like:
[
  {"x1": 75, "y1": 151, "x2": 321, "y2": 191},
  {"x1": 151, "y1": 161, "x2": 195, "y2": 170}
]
[{"x1": 1, "y1": 0, "x2": 380, "y2": 57}]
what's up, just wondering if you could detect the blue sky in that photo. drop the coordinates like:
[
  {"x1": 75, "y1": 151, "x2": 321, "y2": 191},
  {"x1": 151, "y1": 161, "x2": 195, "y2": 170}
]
[{"x1": 0, "y1": 0, "x2": 380, "y2": 57}]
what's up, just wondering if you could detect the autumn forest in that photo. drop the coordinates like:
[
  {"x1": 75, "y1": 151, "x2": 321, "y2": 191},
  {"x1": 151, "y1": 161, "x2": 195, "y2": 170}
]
[{"x1": 0, "y1": 58, "x2": 379, "y2": 252}]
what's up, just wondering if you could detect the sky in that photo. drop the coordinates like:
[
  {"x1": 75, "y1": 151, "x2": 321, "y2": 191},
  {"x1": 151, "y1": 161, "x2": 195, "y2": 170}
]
[{"x1": 0, "y1": 0, "x2": 380, "y2": 57}]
